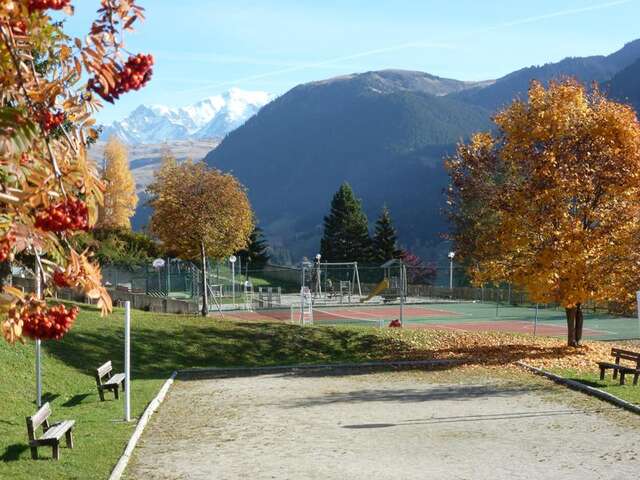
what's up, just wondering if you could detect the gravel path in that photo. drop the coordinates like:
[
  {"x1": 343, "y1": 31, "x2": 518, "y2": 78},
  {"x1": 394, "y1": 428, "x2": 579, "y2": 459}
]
[{"x1": 125, "y1": 368, "x2": 640, "y2": 479}]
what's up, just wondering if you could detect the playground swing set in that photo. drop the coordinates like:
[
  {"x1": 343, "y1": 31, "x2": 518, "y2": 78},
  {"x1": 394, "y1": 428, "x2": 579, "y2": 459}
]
[{"x1": 311, "y1": 261, "x2": 363, "y2": 303}]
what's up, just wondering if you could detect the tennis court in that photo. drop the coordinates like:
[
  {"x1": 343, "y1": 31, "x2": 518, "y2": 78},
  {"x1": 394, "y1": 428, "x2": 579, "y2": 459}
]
[{"x1": 233, "y1": 302, "x2": 640, "y2": 340}]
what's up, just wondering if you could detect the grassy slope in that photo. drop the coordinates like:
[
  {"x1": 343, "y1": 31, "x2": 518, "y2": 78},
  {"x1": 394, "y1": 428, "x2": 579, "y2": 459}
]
[{"x1": 0, "y1": 306, "x2": 394, "y2": 480}]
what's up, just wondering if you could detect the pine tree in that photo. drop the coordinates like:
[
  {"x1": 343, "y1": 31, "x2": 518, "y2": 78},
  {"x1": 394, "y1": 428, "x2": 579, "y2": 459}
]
[
  {"x1": 372, "y1": 205, "x2": 401, "y2": 263},
  {"x1": 237, "y1": 226, "x2": 270, "y2": 271},
  {"x1": 320, "y1": 183, "x2": 371, "y2": 263},
  {"x1": 98, "y1": 136, "x2": 138, "y2": 230}
]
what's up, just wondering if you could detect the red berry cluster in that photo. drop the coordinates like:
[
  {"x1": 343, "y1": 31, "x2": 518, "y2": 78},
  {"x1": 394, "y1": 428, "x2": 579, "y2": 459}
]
[
  {"x1": 89, "y1": 54, "x2": 154, "y2": 102},
  {"x1": 35, "y1": 198, "x2": 89, "y2": 233},
  {"x1": 37, "y1": 109, "x2": 65, "y2": 134},
  {"x1": 21, "y1": 304, "x2": 78, "y2": 340},
  {"x1": 0, "y1": 232, "x2": 16, "y2": 262},
  {"x1": 388, "y1": 319, "x2": 402, "y2": 328},
  {"x1": 28, "y1": 0, "x2": 72, "y2": 12},
  {"x1": 20, "y1": 153, "x2": 32, "y2": 166},
  {"x1": 53, "y1": 270, "x2": 73, "y2": 288},
  {"x1": 10, "y1": 20, "x2": 28, "y2": 36}
]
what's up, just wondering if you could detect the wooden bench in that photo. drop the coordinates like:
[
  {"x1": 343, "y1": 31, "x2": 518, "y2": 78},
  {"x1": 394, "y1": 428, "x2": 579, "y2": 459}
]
[
  {"x1": 597, "y1": 348, "x2": 640, "y2": 385},
  {"x1": 26, "y1": 402, "x2": 75, "y2": 460},
  {"x1": 95, "y1": 360, "x2": 126, "y2": 401}
]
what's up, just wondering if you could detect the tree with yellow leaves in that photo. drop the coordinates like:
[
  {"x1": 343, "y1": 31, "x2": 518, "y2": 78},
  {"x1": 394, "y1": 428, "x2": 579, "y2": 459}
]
[
  {"x1": 147, "y1": 159, "x2": 253, "y2": 316},
  {"x1": 98, "y1": 136, "x2": 138, "y2": 230},
  {"x1": 447, "y1": 79, "x2": 640, "y2": 346}
]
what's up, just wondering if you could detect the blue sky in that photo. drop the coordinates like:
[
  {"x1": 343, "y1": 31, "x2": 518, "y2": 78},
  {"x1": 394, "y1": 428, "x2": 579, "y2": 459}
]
[{"x1": 62, "y1": 0, "x2": 640, "y2": 123}]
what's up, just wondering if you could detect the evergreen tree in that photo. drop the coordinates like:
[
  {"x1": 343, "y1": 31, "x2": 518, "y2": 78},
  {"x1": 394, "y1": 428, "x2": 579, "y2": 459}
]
[
  {"x1": 237, "y1": 226, "x2": 270, "y2": 271},
  {"x1": 320, "y1": 183, "x2": 371, "y2": 263},
  {"x1": 98, "y1": 136, "x2": 138, "y2": 230},
  {"x1": 372, "y1": 205, "x2": 401, "y2": 263}
]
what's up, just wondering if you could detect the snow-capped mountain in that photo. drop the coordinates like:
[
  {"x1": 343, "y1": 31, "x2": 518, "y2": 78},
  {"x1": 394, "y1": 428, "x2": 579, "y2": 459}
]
[{"x1": 101, "y1": 88, "x2": 273, "y2": 144}]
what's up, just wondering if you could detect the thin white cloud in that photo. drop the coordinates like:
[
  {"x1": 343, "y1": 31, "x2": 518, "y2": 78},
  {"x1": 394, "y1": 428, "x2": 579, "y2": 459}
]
[
  {"x1": 176, "y1": 42, "x2": 455, "y2": 94},
  {"x1": 178, "y1": 0, "x2": 637, "y2": 95},
  {"x1": 156, "y1": 51, "x2": 392, "y2": 73}
]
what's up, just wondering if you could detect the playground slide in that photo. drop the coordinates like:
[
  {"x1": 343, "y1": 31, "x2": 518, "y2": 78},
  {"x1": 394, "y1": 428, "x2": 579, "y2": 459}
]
[{"x1": 360, "y1": 278, "x2": 390, "y2": 303}]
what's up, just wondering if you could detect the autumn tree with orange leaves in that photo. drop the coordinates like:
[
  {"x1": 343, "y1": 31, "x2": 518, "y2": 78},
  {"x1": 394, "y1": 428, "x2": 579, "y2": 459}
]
[
  {"x1": 98, "y1": 136, "x2": 137, "y2": 230},
  {"x1": 447, "y1": 80, "x2": 640, "y2": 347},
  {"x1": 0, "y1": 1, "x2": 153, "y2": 344},
  {"x1": 148, "y1": 159, "x2": 254, "y2": 316}
]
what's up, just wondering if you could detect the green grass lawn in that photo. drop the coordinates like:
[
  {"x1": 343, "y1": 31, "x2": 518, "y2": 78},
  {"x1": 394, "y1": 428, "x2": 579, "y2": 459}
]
[
  {"x1": 0, "y1": 304, "x2": 396, "y2": 480},
  {"x1": 551, "y1": 369, "x2": 640, "y2": 406}
]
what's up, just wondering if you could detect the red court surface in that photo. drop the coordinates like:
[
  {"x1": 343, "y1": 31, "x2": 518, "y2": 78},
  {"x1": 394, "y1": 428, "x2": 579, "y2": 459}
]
[
  {"x1": 408, "y1": 320, "x2": 605, "y2": 337},
  {"x1": 229, "y1": 306, "x2": 464, "y2": 323},
  {"x1": 227, "y1": 308, "x2": 609, "y2": 338}
]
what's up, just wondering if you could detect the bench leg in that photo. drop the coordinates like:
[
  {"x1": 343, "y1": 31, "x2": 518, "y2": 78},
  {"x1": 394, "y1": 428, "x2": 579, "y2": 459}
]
[
  {"x1": 98, "y1": 387, "x2": 105, "y2": 402},
  {"x1": 619, "y1": 371, "x2": 626, "y2": 385},
  {"x1": 66, "y1": 429, "x2": 74, "y2": 449},
  {"x1": 30, "y1": 446, "x2": 38, "y2": 460},
  {"x1": 613, "y1": 368, "x2": 618, "y2": 380},
  {"x1": 634, "y1": 373, "x2": 639, "y2": 386},
  {"x1": 114, "y1": 386, "x2": 119, "y2": 400},
  {"x1": 52, "y1": 443, "x2": 60, "y2": 460},
  {"x1": 599, "y1": 367, "x2": 605, "y2": 380}
]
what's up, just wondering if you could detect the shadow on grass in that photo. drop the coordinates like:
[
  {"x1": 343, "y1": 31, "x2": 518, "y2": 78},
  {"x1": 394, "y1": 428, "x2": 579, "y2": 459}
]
[
  {"x1": 571, "y1": 379, "x2": 609, "y2": 389},
  {"x1": 1, "y1": 444, "x2": 28, "y2": 462},
  {"x1": 44, "y1": 321, "x2": 391, "y2": 379},
  {"x1": 40, "y1": 392, "x2": 60, "y2": 405},
  {"x1": 61, "y1": 393, "x2": 93, "y2": 407}
]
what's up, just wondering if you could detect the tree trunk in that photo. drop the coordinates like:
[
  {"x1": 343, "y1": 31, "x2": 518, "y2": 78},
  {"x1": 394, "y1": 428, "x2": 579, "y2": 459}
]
[
  {"x1": 200, "y1": 241, "x2": 208, "y2": 317},
  {"x1": 565, "y1": 307, "x2": 576, "y2": 347},
  {"x1": 575, "y1": 303, "x2": 584, "y2": 345},
  {"x1": 0, "y1": 260, "x2": 11, "y2": 289}
]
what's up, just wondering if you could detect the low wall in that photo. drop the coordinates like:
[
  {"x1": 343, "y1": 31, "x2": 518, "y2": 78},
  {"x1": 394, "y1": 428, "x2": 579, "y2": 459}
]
[
  {"x1": 108, "y1": 289, "x2": 199, "y2": 314},
  {"x1": 11, "y1": 277, "x2": 198, "y2": 314}
]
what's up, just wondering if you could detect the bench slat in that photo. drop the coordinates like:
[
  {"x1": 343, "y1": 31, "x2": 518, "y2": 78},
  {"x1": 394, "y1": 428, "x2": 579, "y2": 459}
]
[
  {"x1": 598, "y1": 362, "x2": 621, "y2": 368},
  {"x1": 104, "y1": 373, "x2": 125, "y2": 386},
  {"x1": 40, "y1": 420, "x2": 75, "y2": 442},
  {"x1": 611, "y1": 348, "x2": 640, "y2": 357},
  {"x1": 97, "y1": 361, "x2": 113, "y2": 379},
  {"x1": 611, "y1": 348, "x2": 640, "y2": 362},
  {"x1": 28, "y1": 402, "x2": 52, "y2": 431}
]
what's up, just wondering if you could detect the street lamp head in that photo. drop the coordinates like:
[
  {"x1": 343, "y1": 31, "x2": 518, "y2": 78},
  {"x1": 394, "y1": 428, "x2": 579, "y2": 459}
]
[
  {"x1": 448, "y1": 251, "x2": 455, "y2": 260},
  {"x1": 229, "y1": 255, "x2": 237, "y2": 264},
  {"x1": 315, "y1": 253, "x2": 321, "y2": 261}
]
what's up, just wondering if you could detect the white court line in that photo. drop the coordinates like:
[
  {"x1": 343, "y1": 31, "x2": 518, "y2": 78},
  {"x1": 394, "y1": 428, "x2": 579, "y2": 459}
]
[{"x1": 313, "y1": 308, "x2": 382, "y2": 323}]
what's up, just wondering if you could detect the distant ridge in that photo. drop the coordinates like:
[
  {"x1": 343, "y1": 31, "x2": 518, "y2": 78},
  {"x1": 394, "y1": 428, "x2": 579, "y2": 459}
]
[{"x1": 450, "y1": 39, "x2": 640, "y2": 110}]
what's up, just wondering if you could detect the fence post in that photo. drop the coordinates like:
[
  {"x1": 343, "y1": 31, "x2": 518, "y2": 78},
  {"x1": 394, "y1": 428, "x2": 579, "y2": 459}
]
[{"x1": 124, "y1": 301, "x2": 131, "y2": 422}]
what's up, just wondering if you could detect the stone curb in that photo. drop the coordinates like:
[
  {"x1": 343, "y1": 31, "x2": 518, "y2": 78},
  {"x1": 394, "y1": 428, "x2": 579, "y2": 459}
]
[
  {"x1": 108, "y1": 371, "x2": 177, "y2": 480},
  {"x1": 517, "y1": 361, "x2": 640, "y2": 415}
]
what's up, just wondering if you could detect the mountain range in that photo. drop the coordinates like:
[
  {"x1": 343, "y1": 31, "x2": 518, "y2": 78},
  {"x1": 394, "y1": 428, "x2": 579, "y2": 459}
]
[
  {"x1": 109, "y1": 39, "x2": 640, "y2": 265},
  {"x1": 204, "y1": 40, "x2": 640, "y2": 263},
  {"x1": 101, "y1": 88, "x2": 273, "y2": 143}
]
